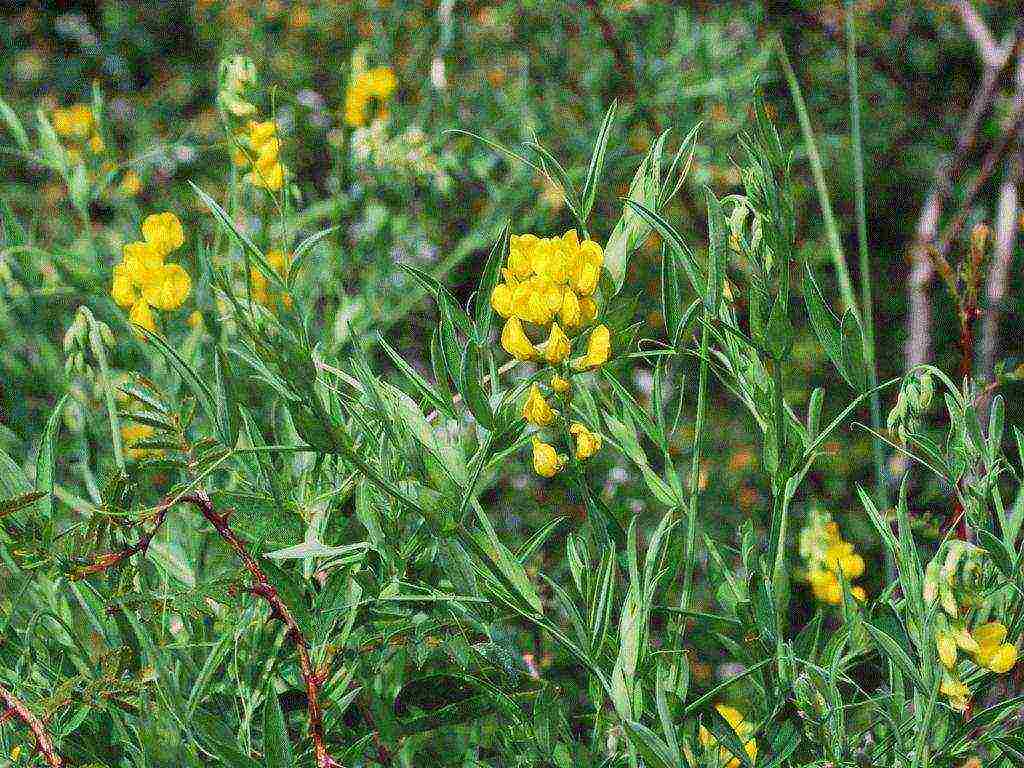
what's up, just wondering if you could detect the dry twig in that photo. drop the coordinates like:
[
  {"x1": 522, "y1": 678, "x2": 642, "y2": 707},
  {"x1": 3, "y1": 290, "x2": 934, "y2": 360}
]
[{"x1": 0, "y1": 684, "x2": 62, "y2": 767}]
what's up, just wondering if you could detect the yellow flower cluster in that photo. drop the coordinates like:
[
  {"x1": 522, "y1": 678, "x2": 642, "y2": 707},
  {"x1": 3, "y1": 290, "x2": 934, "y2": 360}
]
[
  {"x1": 251, "y1": 249, "x2": 292, "y2": 309},
  {"x1": 491, "y1": 230, "x2": 609, "y2": 369},
  {"x1": 111, "y1": 212, "x2": 192, "y2": 333},
  {"x1": 799, "y1": 511, "x2": 866, "y2": 605},
  {"x1": 52, "y1": 103, "x2": 104, "y2": 160},
  {"x1": 344, "y1": 66, "x2": 397, "y2": 127},
  {"x1": 938, "y1": 620, "x2": 1017, "y2": 712},
  {"x1": 234, "y1": 120, "x2": 286, "y2": 191},
  {"x1": 698, "y1": 703, "x2": 757, "y2": 768}
]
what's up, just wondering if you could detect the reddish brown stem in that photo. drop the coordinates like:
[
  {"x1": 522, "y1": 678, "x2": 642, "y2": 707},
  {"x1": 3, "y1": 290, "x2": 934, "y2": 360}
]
[
  {"x1": 0, "y1": 684, "x2": 62, "y2": 767},
  {"x1": 81, "y1": 491, "x2": 339, "y2": 768}
]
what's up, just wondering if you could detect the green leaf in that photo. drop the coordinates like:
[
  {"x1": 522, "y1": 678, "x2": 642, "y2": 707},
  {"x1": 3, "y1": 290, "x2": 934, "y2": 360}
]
[
  {"x1": 802, "y1": 263, "x2": 846, "y2": 379},
  {"x1": 0, "y1": 96, "x2": 29, "y2": 150},
  {"x1": 840, "y1": 308, "x2": 868, "y2": 392},
  {"x1": 580, "y1": 100, "x2": 617, "y2": 220},
  {"x1": 473, "y1": 221, "x2": 510, "y2": 343},
  {"x1": 623, "y1": 720, "x2": 678, "y2": 768},
  {"x1": 35, "y1": 109, "x2": 67, "y2": 174},
  {"x1": 661, "y1": 247, "x2": 684, "y2": 346},
  {"x1": 378, "y1": 332, "x2": 455, "y2": 420},
  {"x1": 459, "y1": 341, "x2": 494, "y2": 428},
  {"x1": 977, "y1": 528, "x2": 1015, "y2": 578},
  {"x1": 263, "y1": 686, "x2": 295, "y2": 768},
  {"x1": 137, "y1": 326, "x2": 218, "y2": 431},
  {"x1": 35, "y1": 393, "x2": 69, "y2": 522},
  {"x1": 705, "y1": 189, "x2": 727, "y2": 313},
  {"x1": 864, "y1": 620, "x2": 928, "y2": 694}
]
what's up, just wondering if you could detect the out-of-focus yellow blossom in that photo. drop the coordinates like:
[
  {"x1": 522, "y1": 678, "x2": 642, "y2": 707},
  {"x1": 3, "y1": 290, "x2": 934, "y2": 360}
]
[
  {"x1": 111, "y1": 212, "x2": 191, "y2": 334},
  {"x1": 544, "y1": 322, "x2": 571, "y2": 364},
  {"x1": 698, "y1": 703, "x2": 757, "y2": 768},
  {"x1": 574, "y1": 324, "x2": 611, "y2": 370},
  {"x1": 941, "y1": 671, "x2": 970, "y2": 713},
  {"x1": 491, "y1": 230, "x2": 605, "y2": 364},
  {"x1": 119, "y1": 169, "x2": 142, "y2": 196},
  {"x1": 551, "y1": 374, "x2": 571, "y2": 395},
  {"x1": 972, "y1": 622, "x2": 1018, "y2": 673},
  {"x1": 52, "y1": 103, "x2": 93, "y2": 139},
  {"x1": 531, "y1": 437, "x2": 564, "y2": 478},
  {"x1": 522, "y1": 384, "x2": 555, "y2": 427},
  {"x1": 344, "y1": 65, "x2": 397, "y2": 127},
  {"x1": 251, "y1": 249, "x2": 292, "y2": 309},
  {"x1": 569, "y1": 422, "x2": 601, "y2": 460},
  {"x1": 501, "y1": 316, "x2": 536, "y2": 361},
  {"x1": 799, "y1": 511, "x2": 867, "y2": 605},
  {"x1": 238, "y1": 119, "x2": 286, "y2": 191},
  {"x1": 121, "y1": 422, "x2": 161, "y2": 460},
  {"x1": 10, "y1": 745, "x2": 21, "y2": 762}
]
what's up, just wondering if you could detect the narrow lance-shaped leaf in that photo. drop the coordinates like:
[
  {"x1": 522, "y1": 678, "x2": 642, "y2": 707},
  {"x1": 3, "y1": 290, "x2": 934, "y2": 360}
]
[{"x1": 580, "y1": 100, "x2": 617, "y2": 221}]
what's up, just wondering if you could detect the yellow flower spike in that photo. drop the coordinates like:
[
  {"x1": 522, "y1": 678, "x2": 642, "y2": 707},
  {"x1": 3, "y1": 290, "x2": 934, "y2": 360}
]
[
  {"x1": 522, "y1": 384, "x2": 556, "y2": 427},
  {"x1": 490, "y1": 283, "x2": 514, "y2": 318},
  {"x1": 544, "y1": 323, "x2": 571, "y2": 365},
  {"x1": 551, "y1": 374, "x2": 571, "y2": 395},
  {"x1": 698, "y1": 704, "x2": 757, "y2": 768},
  {"x1": 574, "y1": 324, "x2": 611, "y2": 370},
  {"x1": 129, "y1": 300, "x2": 157, "y2": 333},
  {"x1": 111, "y1": 263, "x2": 138, "y2": 308},
  {"x1": 501, "y1": 317, "x2": 536, "y2": 361},
  {"x1": 531, "y1": 437, "x2": 563, "y2": 478},
  {"x1": 569, "y1": 422, "x2": 601, "y2": 460},
  {"x1": 936, "y1": 631, "x2": 958, "y2": 670},
  {"x1": 141, "y1": 212, "x2": 185, "y2": 257}
]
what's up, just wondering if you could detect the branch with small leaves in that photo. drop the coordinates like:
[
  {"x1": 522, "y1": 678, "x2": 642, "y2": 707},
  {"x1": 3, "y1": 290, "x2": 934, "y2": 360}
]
[
  {"x1": 0, "y1": 683, "x2": 62, "y2": 768},
  {"x1": 78, "y1": 491, "x2": 340, "y2": 768}
]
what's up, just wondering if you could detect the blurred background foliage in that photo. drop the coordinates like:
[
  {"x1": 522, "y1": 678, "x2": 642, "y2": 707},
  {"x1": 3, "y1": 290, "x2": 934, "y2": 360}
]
[{"x1": 1, "y1": 0, "x2": 1023, "y2": 764}]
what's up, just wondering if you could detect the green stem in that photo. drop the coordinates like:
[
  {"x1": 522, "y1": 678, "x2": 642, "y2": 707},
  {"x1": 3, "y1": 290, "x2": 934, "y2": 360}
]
[
  {"x1": 845, "y1": 1, "x2": 890, "y2": 574},
  {"x1": 87, "y1": 315, "x2": 125, "y2": 471},
  {"x1": 679, "y1": 309, "x2": 710, "y2": 627},
  {"x1": 770, "y1": 361, "x2": 789, "y2": 634}
]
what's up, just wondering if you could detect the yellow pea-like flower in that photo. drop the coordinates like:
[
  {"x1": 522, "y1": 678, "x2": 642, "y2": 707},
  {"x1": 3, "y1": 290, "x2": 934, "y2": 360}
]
[
  {"x1": 569, "y1": 421, "x2": 601, "y2": 460},
  {"x1": 141, "y1": 212, "x2": 185, "y2": 257},
  {"x1": 491, "y1": 283, "x2": 514, "y2": 318},
  {"x1": 937, "y1": 631, "x2": 958, "y2": 670},
  {"x1": 147, "y1": 264, "x2": 192, "y2": 311},
  {"x1": 551, "y1": 374, "x2": 571, "y2": 395},
  {"x1": 987, "y1": 644, "x2": 1018, "y2": 674},
  {"x1": 851, "y1": 585, "x2": 867, "y2": 602},
  {"x1": 574, "y1": 324, "x2": 611, "y2": 370},
  {"x1": 940, "y1": 671, "x2": 969, "y2": 712},
  {"x1": 580, "y1": 239, "x2": 604, "y2": 268},
  {"x1": 809, "y1": 569, "x2": 841, "y2": 605},
  {"x1": 129, "y1": 299, "x2": 157, "y2": 333},
  {"x1": 501, "y1": 317, "x2": 536, "y2": 361},
  {"x1": 111, "y1": 263, "x2": 138, "y2": 309},
  {"x1": 559, "y1": 289, "x2": 581, "y2": 328},
  {"x1": 839, "y1": 552, "x2": 865, "y2": 579},
  {"x1": 522, "y1": 384, "x2": 555, "y2": 427},
  {"x1": 972, "y1": 622, "x2": 1017, "y2": 672},
  {"x1": 365, "y1": 66, "x2": 398, "y2": 98},
  {"x1": 579, "y1": 296, "x2": 598, "y2": 324},
  {"x1": 123, "y1": 241, "x2": 164, "y2": 285},
  {"x1": 248, "y1": 120, "x2": 279, "y2": 151},
  {"x1": 573, "y1": 260, "x2": 600, "y2": 296},
  {"x1": 544, "y1": 322, "x2": 571, "y2": 365},
  {"x1": 698, "y1": 704, "x2": 757, "y2": 768},
  {"x1": 531, "y1": 437, "x2": 563, "y2": 478}
]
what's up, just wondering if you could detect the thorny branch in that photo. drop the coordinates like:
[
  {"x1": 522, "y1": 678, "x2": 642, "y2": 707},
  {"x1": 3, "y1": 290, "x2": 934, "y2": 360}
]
[
  {"x1": 80, "y1": 491, "x2": 340, "y2": 768},
  {"x1": 906, "y1": 11, "x2": 1021, "y2": 369},
  {"x1": 0, "y1": 683, "x2": 62, "y2": 767}
]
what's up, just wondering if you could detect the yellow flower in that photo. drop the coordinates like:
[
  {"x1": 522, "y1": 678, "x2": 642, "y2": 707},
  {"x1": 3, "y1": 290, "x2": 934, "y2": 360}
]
[
  {"x1": 88, "y1": 132, "x2": 105, "y2": 154},
  {"x1": 52, "y1": 103, "x2": 93, "y2": 138},
  {"x1": 129, "y1": 299, "x2": 157, "y2": 333},
  {"x1": 574, "y1": 324, "x2": 610, "y2": 370},
  {"x1": 501, "y1": 317, "x2": 536, "y2": 361},
  {"x1": 121, "y1": 422, "x2": 160, "y2": 460},
  {"x1": 531, "y1": 437, "x2": 563, "y2": 478},
  {"x1": 365, "y1": 66, "x2": 397, "y2": 99},
  {"x1": 344, "y1": 65, "x2": 397, "y2": 127},
  {"x1": 146, "y1": 264, "x2": 192, "y2": 311},
  {"x1": 809, "y1": 569, "x2": 841, "y2": 605},
  {"x1": 698, "y1": 704, "x2": 757, "y2": 768},
  {"x1": 491, "y1": 282, "x2": 514, "y2": 318},
  {"x1": 972, "y1": 622, "x2": 1018, "y2": 673},
  {"x1": 937, "y1": 631, "x2": 958, "y2": 670},
  {"x1": 579, "y1": 296, "x2": 598, "y2": 324},
  {"x1": 569, "y1": 422, "x2": 601, "y2": 460},
  {"x1": 544, "y1": 322, "x2": 571, "y2": 364},
  {"x1": 10, "y1": 744, "x2": 21, "y2": 762},
  {"x1": 559, "y1": 289, "x2": 581, "y2": 328},
  {"x1": 940, "y1": 671, "x2": 970, "y2": 713},
  {"x1": 119, "y1": 169, "x2": 142, "y2": 196},
  {"x1": 141, "y1": 212, "x2": 185, "y2": 257},
  {"x1": 111, "y1": 262, "x2": 138, "y2": 308},
  {"x1": 522, "y1": 384, "x2": 556, "y2": 427},
  {"x1": 551, "y1": 374, "x2": 571, "y2": 395}
]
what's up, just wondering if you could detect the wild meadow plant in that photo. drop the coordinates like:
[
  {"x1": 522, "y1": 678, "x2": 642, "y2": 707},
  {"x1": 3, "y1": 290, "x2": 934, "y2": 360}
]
[{"x1": 0, "y1": 47, "x2": 1023, "y2": 768}]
